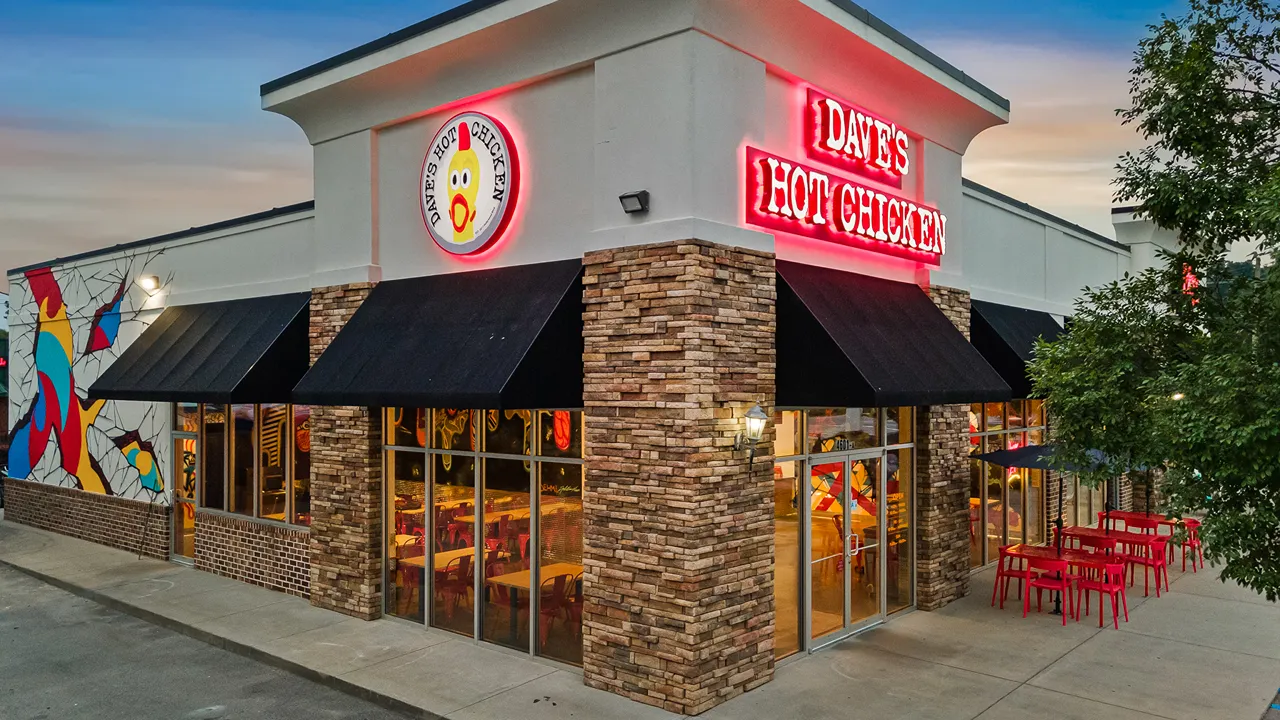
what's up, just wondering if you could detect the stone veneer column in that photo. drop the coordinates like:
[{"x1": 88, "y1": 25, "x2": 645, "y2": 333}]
[
  {"x1": 581, "y1": 240, "x2": 776, "y2": 715},
  {"x1": 915, "y1": 286, "x2": 973, "y2": 610},
  {"x1": 308, "y1": 282, "x2": 383, "y2": 620}
]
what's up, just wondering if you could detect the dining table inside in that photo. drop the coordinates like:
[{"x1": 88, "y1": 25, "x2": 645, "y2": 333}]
[{"x1": 485, "y1": 562, "x2": 584, "y2": 640}]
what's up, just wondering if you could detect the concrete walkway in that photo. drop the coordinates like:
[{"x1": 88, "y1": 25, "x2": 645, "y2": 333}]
[{"x1": 2, "y1": 514, "x2": 1276, "y2": 720}]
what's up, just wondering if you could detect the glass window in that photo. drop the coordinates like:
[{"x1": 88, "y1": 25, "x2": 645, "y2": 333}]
[
  {"x1": 201, "y1": 404, "x2": 226, "y2": 511},
  {"x1": 807, "y1": 408, "x2": 879, "y2": 453},
  {"x1": 484, "y1": 409, "x2": 531, "y2": 455},
  {"x1": 537, "y1": 410, "x2": 582, "y2": 459},
  {"x1": 885, "y1": 407, "x2": 913, "y2": 446},
  {"x1": 537, "y1": 462, "x2": 583, "y2": 665},
  {"x1": 387, "y1": 442, "x2": 427, "y2": 624},
  {"x1": 432, "y1": 409, "x2": 475, "y2": 452},
  {"x1": 432, "y1": 452, "x2": 475, "y2": 634},
  {"x1": 482, "y1": 458, "x2": 530, "y2": 651},
  {"x1": 968, "y1": 446, "x2": 984, "y2": 568},
  {"x1": 886, "y1": 448, "x2": 912, "y2": 614},
  {"x1": 773, "y1": 459, "x2": 801, "y2": 659},
  {"x1": 259, "y1": 404, "x2": 289, "y2": 521},
  {"x1": 1006, "y1": 400, "x2": 1024, "y2": 429},
  {"x1": 172, "y1": 435, "x2": 197, "y2": 559},
  {"x1": 809, "y1": 460, "x2": 844, "y2": 639},
  {"x1": 1026, "y1": 469, "x2": 1044, "y2": 546},
  {"x1": 1027, "y1": 399, "x2": 1045, "y2": 428},
  {"x1": 775, "y1": 411, "x2": 803, "y2": 458},
  {"x1": 293, "y1": 406, "x2": 312, "y2": 526},
  {"x1": 984, "y1": 436, "x2": 1004, "y2": 562},
  {"x1": 968, "y1": 404, "x2": 982, "y2": 435},
  {"x1": 175, "y1": 402, "x2": 200, "y2": 434},
  {"x1": 229, "y1": 404, "x2": 255, "y2": 516},
  {"x1": 984, "y1": 403, "x2": 1004, "y2": 432},
  {"x1": 387, "y1": 407, "x2": 426, "y2": 448}
]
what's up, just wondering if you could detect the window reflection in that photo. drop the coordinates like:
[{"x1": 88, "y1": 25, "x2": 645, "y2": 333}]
[
  {"x1": 773, "y1": 460, "x2": 800, "y2": 658},
  {"x1": 201, "y1": 404, "x2": 226, "y2": 511},
  {"x1": 259, "y1": 404, "x2": 289, "y2": 521},
  {"x1": 382, "y1": 408, "x2": 585, "y2": 666},
  {"x1": 807, "y1": 408, "x2": 879, "y2": 453},
  {"x1": 968, "y1": 400, "x2": 1049, "y2": 565},
  {"x1": 229, "y1": 404, "x2": 255, "y2": 516},
  {"x1": 293, "y1": 406, "x2": 311, "y2": 525}
]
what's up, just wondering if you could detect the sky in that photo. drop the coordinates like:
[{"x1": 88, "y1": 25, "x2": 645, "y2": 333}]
[{"x1": 0, "y1": 0, "x2": 1184, "y2": 291}]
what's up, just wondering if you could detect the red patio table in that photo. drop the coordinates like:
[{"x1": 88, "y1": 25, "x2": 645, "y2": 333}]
[{"x1": 1102, "y1": 510, "x2": 1178, "y2": 530}]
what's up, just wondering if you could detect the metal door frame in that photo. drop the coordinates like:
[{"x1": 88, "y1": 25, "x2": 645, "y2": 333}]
[{"x1": 806, "y1": 448, "x2": 887, "y2": 651}]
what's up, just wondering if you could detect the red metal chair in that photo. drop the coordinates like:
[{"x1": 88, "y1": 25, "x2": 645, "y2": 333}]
[
  {"x1": 1024, "y1": 557, "x2": 1075, "y2": 625},
  {"x1": 1126, "y1": 516, "x2": 1161, "y2": 535},
  {"x1": 992, "y1": 545, "x2": 1031, "y2": 609},
  {"x1": 438, "y1": 555, "x2": 473, "y2": 618},
  {"x1": 538, "y1": 574, "x2": 571, "y2": 646},
  {"x1": 1126, "y1": 536, "x2": 1170, "y2": 597},
  {"x1": 1180, "y1": 518, "x2": 1205, "y2": 572},
  {"x1": 1075, "y1": 559, "x2": 1129, "y2": 628}
]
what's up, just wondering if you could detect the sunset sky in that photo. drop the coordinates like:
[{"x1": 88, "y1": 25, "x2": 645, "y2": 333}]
[{"x1": 0, "y1": 0, "x2": 1183, "y2": 290}]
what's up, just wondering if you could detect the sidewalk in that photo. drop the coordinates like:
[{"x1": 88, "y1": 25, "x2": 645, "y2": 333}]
[{"x1": 3, "y1": 513, "x2": 1278, "y2": 720}]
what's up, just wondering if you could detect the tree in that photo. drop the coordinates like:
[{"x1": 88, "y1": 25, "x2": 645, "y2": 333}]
[{"x1": 1033, "y1": 0, "x2": 1280, "y2": 599}]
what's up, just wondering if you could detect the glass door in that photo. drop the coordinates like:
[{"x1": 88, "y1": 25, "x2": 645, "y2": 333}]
[{"x1": 808, "y1": 453, "x2": 885, "y2": 646}]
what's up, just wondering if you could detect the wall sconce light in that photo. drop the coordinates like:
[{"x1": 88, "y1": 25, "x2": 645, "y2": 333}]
[
  {"x1": 137, "y1": 275, "x2": 161, "y2": 294},
  {"x1": 734, "y1": 403, "x2": 770, "y2": 468},
  {"x1": 618, "y1": 190, "x2": 650, "y2": 215}
]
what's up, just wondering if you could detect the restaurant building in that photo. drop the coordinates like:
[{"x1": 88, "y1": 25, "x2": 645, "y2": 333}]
[{"x1": 3, "y1": 0, "x2": 1158, "y2": 713}]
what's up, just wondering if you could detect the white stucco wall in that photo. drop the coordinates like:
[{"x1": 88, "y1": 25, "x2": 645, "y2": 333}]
[{"x1": 962, "y1": 183, "x2": 1129, "y2": 317}]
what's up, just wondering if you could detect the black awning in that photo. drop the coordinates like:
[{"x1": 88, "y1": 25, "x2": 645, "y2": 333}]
[
  {"x1": 777, "y1": 261, "x2": 1010, "y2": 407},
  {"x1": 970, "y1": 299, "x2": 1065, "y2": 398},
  {"x1": 293, "y1": 258, "x2": 583, "y2": 409},
  {"x1": 89, "y1": 292, "x2": 311, "y2": 404}
]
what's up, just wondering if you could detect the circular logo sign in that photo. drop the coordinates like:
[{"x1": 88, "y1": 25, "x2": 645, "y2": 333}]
[{"x1": 420, "y1": 112, "x2": 520, "y2": 255}]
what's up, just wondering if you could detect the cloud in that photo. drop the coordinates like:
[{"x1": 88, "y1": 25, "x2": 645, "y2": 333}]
[
  {"x1": 0, "y1": 116, "x2": 311, "y2": 292},
  {"x1": 928, "y1": 38, "x2": 1142, "y2": 238}
]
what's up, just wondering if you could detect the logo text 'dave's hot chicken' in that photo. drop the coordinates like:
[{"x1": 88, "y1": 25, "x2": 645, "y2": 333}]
[
  {"x1": 746, "y1": 147, "x2": 946, "y2": 265},
  {"x1": 421, "y1": 111, "x2": 520, "y2": 256}
]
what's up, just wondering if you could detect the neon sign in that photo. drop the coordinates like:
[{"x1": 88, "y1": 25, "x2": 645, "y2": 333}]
[
  {"x1": 805, "y1": 89, "x2": 909, "y2": 187},
  {"x1": 746, "y1": 147, "x2": 946, "y2": 265},
  {"x1": 745, "y1": 86, "x2": 944, "y2": 264},
  {"x1": 421, "y1": 111, "x2": 520, "y2": 256}
]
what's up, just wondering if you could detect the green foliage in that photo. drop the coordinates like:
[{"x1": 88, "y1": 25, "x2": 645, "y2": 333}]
[
  {"x1": 1036, "y1": 0, "x2": 1280, "y2": 598},
  {"x1": 1117, "y1": 0, "x2": 1280, "y2": 255}
]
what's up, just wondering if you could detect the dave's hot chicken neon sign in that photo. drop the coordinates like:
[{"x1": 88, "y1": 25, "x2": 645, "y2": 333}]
[{"x1": 746, "y1": 87, "x2": 945, "y2": 265}]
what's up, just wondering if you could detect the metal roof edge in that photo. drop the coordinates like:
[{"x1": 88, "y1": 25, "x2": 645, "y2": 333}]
[
  {"x1": 961, "y1": 178, "x2": 1128, "y2": 252},
  {"x1": 259, "y1": 0, "x2": 1010, "y2": 112}
]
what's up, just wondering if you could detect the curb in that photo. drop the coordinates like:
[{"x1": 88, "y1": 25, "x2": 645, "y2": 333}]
[{"x1": 0, "y1": 558, "x2": 446, "y2": 720}]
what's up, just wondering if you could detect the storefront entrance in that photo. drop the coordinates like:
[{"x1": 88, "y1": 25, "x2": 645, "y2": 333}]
[
  {"x1": 808, "y1": 453, "x2": 884, "y2": 643},
  {"x1": 774, "y1": 408, "x2": 915, "y2": 658}
]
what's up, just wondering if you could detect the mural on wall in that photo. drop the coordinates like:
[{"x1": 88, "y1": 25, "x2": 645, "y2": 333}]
[{"x1": 7, "y1": 251, "x2": 172, "y2": 501}]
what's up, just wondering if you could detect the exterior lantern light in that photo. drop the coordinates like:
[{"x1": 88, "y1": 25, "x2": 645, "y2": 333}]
[
  {"x1": 735, "y1": 403, "x2": 770, "y2": 469},
  {"x1": 618, "y1": 190, "x2": 650, "y2": 215},
  {"x1": 137, "y1": 275, "x2": 161, "y2": 294},
  {"x1": 1171, "y1": 392, "x2": 1185, "y2": 401}
]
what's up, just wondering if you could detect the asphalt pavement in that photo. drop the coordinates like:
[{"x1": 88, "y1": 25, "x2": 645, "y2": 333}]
[{"x1": 0, "y1": 565, "x2": 410, "y2": 720}]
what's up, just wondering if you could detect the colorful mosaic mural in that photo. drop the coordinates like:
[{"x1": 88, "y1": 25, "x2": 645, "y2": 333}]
[{"x1": 6, "y1": 252, "x2": 171, "y2": 500}]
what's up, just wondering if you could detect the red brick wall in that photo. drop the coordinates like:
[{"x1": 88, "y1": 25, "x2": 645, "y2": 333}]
[
  {"x1": 194, "y1": 510, "x2": 310, "y2": 597},
  {"x1": 308, "y1": 283, "x2": 383, "y2": 620},
  {"x1": 581, "y1": 241, "x2": 776, "y2": 715},
  {"x1": 2, "y1": 477, "x2": 170, "y2": 560}
]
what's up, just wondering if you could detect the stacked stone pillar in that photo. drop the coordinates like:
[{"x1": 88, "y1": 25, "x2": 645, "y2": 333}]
[
  {"x1": 308, "y1": 282, "x2": 384, "y2": 620},
  {"x1": 915, "y1": 286, "x2": 974, "y2": 610},
  {"x1": 581, "y1": 240, "x2": 776, "y2": 715}
]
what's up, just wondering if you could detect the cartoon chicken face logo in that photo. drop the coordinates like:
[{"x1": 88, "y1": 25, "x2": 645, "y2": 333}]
[{"x1": 421, "y1": 111, "x2": 520, "y2": 255}]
